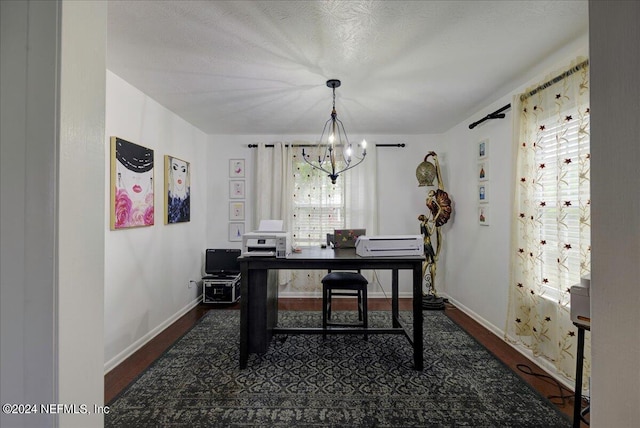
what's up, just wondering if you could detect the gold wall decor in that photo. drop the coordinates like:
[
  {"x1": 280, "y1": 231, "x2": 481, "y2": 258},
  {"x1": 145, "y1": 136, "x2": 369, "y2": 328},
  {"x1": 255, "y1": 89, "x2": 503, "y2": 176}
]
[{"x1": 416, "y1": 151, "x2": 452, "y2": 309}]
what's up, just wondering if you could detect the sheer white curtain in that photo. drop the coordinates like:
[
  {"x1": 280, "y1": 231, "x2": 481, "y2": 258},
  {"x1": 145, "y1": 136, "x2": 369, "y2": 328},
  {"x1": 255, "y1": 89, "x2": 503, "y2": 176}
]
[
  {"x1": 254, "y1": 142, "x2": 378, "y2": 294},
  {"x1": 254, "y1": 142, "x2": 294, "y2": 287},
  {"x1": 345, "y1": 144, "x2": 378, "y2": 234},
  {"x1": 506, "y1": 58, "x2": 590, "y2": 386},
  {"x1": 344, "y1": 145, "x2": 378, "y2": 291},
  {"x1": 254, "y1": 142, "x2": 293, "y2": 229}
]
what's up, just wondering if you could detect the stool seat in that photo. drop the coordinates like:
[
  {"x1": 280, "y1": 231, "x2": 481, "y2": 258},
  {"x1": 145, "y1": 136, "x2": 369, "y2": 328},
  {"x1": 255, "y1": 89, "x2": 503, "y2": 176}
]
[
  {"x1": 322, "y1": 271, "x2": 368, "y2": 286},
  {"x1": 322, "y1": 271, "x2": 368, "y2": 339}
]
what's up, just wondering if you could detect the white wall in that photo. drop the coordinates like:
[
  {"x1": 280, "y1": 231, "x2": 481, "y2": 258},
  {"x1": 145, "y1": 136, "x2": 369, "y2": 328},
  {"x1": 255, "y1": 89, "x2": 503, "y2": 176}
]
[
  {"x1": 205, "y1": 135, "x2": 256, "y2": 247},
  {"x1": 4, "y1": 3, "x2": 637, "y2": 427},
  {"x1": 200, "y1": 30, "x2": 585, "y2": 317},
  {"x1": 589, "y1": 1, "x2": 640, "y2": 426},
  {"x1": 443, "y1": 102, "x2": 513, "y2": 332},
  {"x1": 58, "y1": 2, "x2": 108, "y2": 427},
  {"x1": 442, "y1": 35, "x2": 589, "y2": 343},
  {"x1": 1, "y1": 1, "x2": 108, "y2": 427},
  {"x1": 206, "y1": 134, "x2": 446, "y2": 297},
  {"x1": 103, "y1": 71, "x2": 208, "y2": 371},
  {"x1": 103, "y1": 11, "x2": 640, "y2": 424},
  {"x1": 1, "y1": 1, "x2": 60, "y2": 426}
]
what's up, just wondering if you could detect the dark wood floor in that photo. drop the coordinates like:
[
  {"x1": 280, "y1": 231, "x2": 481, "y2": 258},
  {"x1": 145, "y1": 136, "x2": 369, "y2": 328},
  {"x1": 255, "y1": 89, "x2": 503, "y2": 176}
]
[{"x1": 105, "y1": 298, "x2": 588, "y2": 426}]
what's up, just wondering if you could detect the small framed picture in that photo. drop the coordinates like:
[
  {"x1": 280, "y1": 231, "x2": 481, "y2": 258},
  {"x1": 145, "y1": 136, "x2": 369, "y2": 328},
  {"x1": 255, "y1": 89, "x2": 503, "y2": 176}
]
[
  {"x1": 478, "y1": 205, "x2": 490, "y2": 226},
  {"x1": 478, "y1": 160, "x2": 489, "y2": 182},
  {"x1": 229, "y1": 222, "x2": 245, "y2": 241},
  {"x1": 229, "y1": 159, "x2": 245, "y2": 178},
  {"x1": 229, "y1": 201, "x2": 245, "y2": 220},
  {"x1": 164, "y1": 155, "x2": 190, "y2": 224},
  {"x1": 478, "y1": 139, "x2": 489, "y2": 160},
  {"x1": 478, "y1": 183, "x2": 489, "y2": 203},
  {"x1": 229, "y1": 180, "x2": 245, "y2": 199}
]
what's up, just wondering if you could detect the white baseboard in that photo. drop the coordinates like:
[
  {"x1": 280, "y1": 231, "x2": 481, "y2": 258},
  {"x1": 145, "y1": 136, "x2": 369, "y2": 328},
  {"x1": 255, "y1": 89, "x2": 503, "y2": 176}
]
[
  {"x1": 104, "y1": 295, "x2": 203, "y2": 374},
  {"x1": 445, "y1": 295, "x2": 574, "y2": 391},
  {"x1": 445, "y1": 295, "x2": 504, "y2": 338}
]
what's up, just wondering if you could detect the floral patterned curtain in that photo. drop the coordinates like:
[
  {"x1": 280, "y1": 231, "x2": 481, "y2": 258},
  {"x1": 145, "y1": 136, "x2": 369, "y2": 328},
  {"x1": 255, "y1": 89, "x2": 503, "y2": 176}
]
[{"x1": 506, "y1": 58, "x2": 591, "y2": 388}]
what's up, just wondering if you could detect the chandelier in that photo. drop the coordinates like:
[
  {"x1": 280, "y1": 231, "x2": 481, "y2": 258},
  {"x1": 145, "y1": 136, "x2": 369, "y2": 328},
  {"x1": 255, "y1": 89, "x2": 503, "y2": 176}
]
[{"x1": 302, "y1": 79, "x2": 367, "y2": 184}]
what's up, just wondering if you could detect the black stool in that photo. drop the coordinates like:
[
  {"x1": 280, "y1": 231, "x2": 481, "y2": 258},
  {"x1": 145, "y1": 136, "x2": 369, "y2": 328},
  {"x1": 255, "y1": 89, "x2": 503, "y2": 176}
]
[{"x1": 322, "y1": 271, "x2": 368, "y2": 339}]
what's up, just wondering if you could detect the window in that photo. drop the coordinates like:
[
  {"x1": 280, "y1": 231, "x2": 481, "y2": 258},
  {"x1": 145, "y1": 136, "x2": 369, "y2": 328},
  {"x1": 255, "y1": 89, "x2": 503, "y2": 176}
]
[
  {"x1": 291, "y1": 159, "x2": 345, "y2": 247},
  {"x1": 534, "y1": 115, "x2": 590, "y2": 302}
]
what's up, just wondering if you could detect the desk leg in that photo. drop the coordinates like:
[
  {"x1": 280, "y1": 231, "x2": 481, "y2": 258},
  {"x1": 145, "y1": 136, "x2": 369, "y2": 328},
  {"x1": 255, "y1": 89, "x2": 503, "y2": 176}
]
[
  {"x1": 573, "y1": 327, "x2": 585, "y2": 428},
  {"x1": 392, "y1": 269, "x2": 399, "y2": 328},
  {"x1": 413, "y1": 263, "x2": 424, "y2": 371},
  {"x1": 239, "y1": 265, "x2": 249, "y2": 369},
  {"x1": 239, "y1": 267, "x2": 278, "y2": 369}
]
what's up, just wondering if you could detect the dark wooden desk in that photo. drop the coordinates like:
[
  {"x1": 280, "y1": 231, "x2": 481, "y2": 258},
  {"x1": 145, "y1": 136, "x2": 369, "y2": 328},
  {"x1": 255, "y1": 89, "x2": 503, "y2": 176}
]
[{"x1": 238, "y1": 247, "x2": 425, "y2": 370}]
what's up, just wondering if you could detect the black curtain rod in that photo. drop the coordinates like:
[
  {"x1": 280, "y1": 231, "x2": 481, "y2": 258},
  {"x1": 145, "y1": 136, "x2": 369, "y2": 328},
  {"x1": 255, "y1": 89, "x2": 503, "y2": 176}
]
[
  {"x1": 248, "y1": 143, "x2": 405, "y2": 148},
  {"x1": 469, "y1": 59, "x2": 589, "y2": 130},
  {"x1": 468, "y1": 104, "x2": 511, "y2": 129}
]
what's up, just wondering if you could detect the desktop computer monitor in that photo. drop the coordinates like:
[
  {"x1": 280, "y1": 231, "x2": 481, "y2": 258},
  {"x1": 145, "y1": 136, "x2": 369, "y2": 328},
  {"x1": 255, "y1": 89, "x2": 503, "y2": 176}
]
[{"x1": 204, "y1": 248, "x2": 241, "y2": 277}]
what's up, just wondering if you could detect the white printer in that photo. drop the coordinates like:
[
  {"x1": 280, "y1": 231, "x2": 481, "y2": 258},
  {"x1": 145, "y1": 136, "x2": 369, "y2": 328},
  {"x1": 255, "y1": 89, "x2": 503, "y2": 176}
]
[
  {"x1": 242, "y1": 231, "x2": 290, "y2": 258},
  {"x1": 242, "y1": 220, "x2": 290, "y2": 258},
  {"x1": 355, "y1": 235, "x2": 424, "y2": 257},
  {"x1": 570, "y1": 275, "x2": 591, "y2": 326}
]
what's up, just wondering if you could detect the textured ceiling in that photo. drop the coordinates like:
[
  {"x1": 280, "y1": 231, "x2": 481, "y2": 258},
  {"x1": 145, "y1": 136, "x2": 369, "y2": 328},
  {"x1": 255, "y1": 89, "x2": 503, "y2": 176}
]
[{"x1": 107, "y1": 0, "x2": 588, "y2": 135}]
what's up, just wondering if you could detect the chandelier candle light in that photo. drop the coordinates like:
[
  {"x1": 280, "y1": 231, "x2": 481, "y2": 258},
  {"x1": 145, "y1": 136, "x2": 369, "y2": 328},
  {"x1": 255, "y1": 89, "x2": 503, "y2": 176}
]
[{"x1": 302, "y1": 79, "x2": 367, "y2": 184}]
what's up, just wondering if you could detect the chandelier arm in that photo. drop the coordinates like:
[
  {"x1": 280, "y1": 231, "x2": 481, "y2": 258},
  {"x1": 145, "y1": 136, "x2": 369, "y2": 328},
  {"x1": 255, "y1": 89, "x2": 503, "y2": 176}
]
[
  {"x1": 301, "y1": 154, "x2": 333, "y2": 176},
  {"x1": 308, "y1": 149, "x2": 366, "y2": 178},
  {"x1": 330, "y1": 153, "x2": 367, "y2": 175},
  {"x1": 333, "y1": 117, "x2": 351, "y2": 145},
  {"x1": 333, "y1": 119, "x2": 353, "y2": 167},
  {"x1": 316, "y1": 117, "x2": 335, "y2": 164}
]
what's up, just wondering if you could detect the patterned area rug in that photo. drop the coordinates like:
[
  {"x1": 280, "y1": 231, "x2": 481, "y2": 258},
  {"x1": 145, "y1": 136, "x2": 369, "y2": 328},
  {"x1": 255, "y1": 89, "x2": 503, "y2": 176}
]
[{"x1": 106, "y1": 310, "x2": 570, "y2": 427}]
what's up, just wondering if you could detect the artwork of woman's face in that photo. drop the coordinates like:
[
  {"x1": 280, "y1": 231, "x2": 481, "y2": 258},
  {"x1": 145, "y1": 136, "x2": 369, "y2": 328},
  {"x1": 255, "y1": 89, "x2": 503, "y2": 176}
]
[
  {"x1": 169, "y1": 157, "x2": 188, "y2": 199},
  {"x1": 171, "y1": 158, "x2": 187, "y2": 189},
  {"x1": 117, "y1": 160, "x2": 153, "y2": 203},
  {"x1": 111, "y1": 137, "x2": 154, "y2": 229}
]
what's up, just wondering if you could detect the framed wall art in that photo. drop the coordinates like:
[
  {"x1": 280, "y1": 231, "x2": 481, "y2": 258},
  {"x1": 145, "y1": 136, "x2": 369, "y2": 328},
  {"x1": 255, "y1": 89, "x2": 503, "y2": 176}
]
[
  {"x1": 478, "y1": 205, "x2": 490, "y2": 226},
  {"x1": 229, "y1": 159, "x2": 245, "y2": 178},
  {"x1": 229, "y1": 180, "x2": 245, "y2": 199},
  {"x1": 478, "y1": 183, "x2": 489, "y2": 203},
  {"x1": 478, "y1": 139, "x2": 489, "y2": 160},
  {"x1": 229, "y1": 222, "x2": 245, "y2": 242},
  {"x1": 478, "y1": 159, "x2": 489, "y2": 181},
  {"x1": 164, "y1": 155, "x2": 190, "y2": 224},
  {"x1": 475, "y1": 139, "x2": 490, "y2": 225},
  {"x1": 229, "y1": 201, "x2": 245, "y2": 220},
  {"x1": 110, "y1": 136, "x2": 154, "y2": 230}
]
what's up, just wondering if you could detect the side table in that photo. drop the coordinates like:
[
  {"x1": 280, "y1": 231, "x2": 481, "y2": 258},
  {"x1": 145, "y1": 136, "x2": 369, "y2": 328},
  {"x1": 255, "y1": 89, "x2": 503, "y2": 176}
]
[{"x1": 573, "y1": 322, "x2": 590, "y2": 428}]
